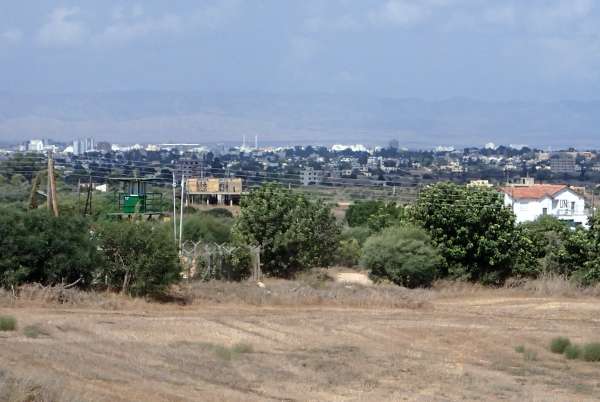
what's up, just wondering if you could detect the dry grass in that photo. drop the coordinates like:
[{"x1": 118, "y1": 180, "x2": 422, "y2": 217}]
[
  {"x1": 1, "y1": 273, "x2": 600, "y2": 312},
  {"x1": 1, "y1": 291, "x2": 600, "y2": 401},
  {"x1": 0, "y1": 284, "x2": 153, "y2": 310},
  {"x1": 431, "y1": 274, "x2": 600, "y2": 299},
  {"x1": 0, "y1": 370, "x2": 83, "y2": 402},
  {"x1": 187, "y1": 279, "x2": 432, "y2": 309}
]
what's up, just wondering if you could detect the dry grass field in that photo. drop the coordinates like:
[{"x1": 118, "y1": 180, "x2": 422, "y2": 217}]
[{"x1": 1, "y1": 276, "x2": 600, "y2": 401}]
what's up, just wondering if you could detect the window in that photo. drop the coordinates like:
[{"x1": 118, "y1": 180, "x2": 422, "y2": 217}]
[
  {"x1": 571, "y1": 202, "x2": 575, "y2": 211},
  {"x1": 543, "y1": 208, "x2": 547, "y2": 215}
]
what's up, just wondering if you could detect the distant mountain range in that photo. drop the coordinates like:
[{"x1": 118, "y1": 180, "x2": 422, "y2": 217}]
[{"x1": 1, "y1": 92, "x2": 599, "y2": 149}]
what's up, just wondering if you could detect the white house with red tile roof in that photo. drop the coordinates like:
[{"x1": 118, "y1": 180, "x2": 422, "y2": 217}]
[{"x1": 500, "y1": 184, "x2": 588, "y2": 227}]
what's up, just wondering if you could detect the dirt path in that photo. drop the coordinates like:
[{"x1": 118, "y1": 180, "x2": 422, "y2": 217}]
[{"x1": 1, "y1": 295, "x2": 600, "y2": 401}]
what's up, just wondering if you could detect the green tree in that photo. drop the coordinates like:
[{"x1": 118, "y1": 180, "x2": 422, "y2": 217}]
[
  {"x1": 520, "y1": 216, "x2": 570, "y2": 276},
  {"x1": 0, "y1": 208, "x2": 99, "y2": 288},
  {"x1": 569, "y1": 215, "x2": 600, "y2": 285},
  {"x1": 10, "y1": 174, "x2": 26, "y2": 186},
  {"x1": 345, "y1": 200, "x2": 384, "y2": 227},
  {"x1": 412, "y1": 182, "x2": 519, "y2": 284},
  {"x1": 95, "y1": 221, "x2": 181, "y2": 296},
  {"x1": 367, "y1": 202, "x2": 407, "y2": 232},
  {"x1": 361, "y1": 225, "x2": 442, "y2": 288},
  {"x1": 232, "y1": 183, "x2": 340, "y2": 277}
]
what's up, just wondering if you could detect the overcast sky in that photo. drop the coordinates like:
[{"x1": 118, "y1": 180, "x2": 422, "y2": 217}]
[{"x1": 1, "y1": 0, "x2": 600, "y2": 100}]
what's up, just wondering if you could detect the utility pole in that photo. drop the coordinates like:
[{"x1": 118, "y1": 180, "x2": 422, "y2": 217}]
[
  {"x1": 29, "y1": 172, "x2": 42, "y2": 210},
  {"x1": 172, "y1": 171, "x2": 178, "y2": 243},
  {"x1": 47, "y1": 152, "x2": 52, "y2": 212},
  {"x1": 47, "y1": 150, "x2": 59, "y2": 216},
  {"x1": 179, "y1": 174, "x2": 185, "y2": 254},
  {"x1": 83, "y1": 175, "x2": 93, "y2": 216},
  {"x1": 77, "y1": 178, "x2": 81, "y2": 214}
]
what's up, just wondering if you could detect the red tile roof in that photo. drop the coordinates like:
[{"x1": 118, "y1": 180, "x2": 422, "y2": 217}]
[{"x1": 500, "y1": 184, "x2": 568, "y2": 200}]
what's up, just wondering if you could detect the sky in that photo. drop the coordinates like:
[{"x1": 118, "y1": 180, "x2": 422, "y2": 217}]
[{"x1": 1, "y1": 0, "x2": 600, "y2": 101}]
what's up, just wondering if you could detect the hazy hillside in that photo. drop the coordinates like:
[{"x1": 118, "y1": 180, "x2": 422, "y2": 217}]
[{"x1": 1, "y1": 92, "x2": 599, "y2": 148}]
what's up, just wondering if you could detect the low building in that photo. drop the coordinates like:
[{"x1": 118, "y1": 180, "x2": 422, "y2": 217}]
[
  {"x1": 467, "y1": 179, "x2": 492, "y2": 188},
  {"x1": 501, "y1": 184, "x2": 588, "y2": 227}
]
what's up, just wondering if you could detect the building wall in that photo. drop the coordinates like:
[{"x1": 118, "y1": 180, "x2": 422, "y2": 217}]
[{"x1": 504, "y1": 189, "x2": 587, "y2": 226}]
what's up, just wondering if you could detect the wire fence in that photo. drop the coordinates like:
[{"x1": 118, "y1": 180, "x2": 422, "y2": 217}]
[{"x1": 181, "y1": 241, "x2": 262, "y2": 282}]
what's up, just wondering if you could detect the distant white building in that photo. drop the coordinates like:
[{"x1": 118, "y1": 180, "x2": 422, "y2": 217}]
[
  {"x1": 331, "y1": 144, "x2": 368, "y2": 152},
  {"x1": 27, "y1": 139, "x2": 44, "y2": 152},
  {"x1": 73, "y1": 138, "x2": 95, "y2": 155},
  {"x1": 501, "y1": 183, "x2": 588, "y2": 227},
  {"x1": 467, "y1": 179, "x2": 492, "y2": 188}
]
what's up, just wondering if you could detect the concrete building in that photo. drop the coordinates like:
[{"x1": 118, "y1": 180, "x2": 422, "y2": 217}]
[
  {"x1": 178, "y1": 158, "x2": 203, "y2": 180},
  {"x1": 501, "y1": 183, "x2": 588, "y2": 227},
  {"x1": 550, "y1": 152, "x2": 577, "y2": 174},
  {"x1": 186, "y1": 177, "x2": 243, "y2": 206},
  {"x1": 96, "y1": 141, "x2": 112, "y2": 153},
  {"x1": 302, "y1": 167, "x2": 323, "y2": 186}
]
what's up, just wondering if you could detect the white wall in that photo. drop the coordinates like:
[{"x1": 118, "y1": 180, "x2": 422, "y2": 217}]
[{"x1": 504, "y1": 189, "x2": 588, "y2": 227}]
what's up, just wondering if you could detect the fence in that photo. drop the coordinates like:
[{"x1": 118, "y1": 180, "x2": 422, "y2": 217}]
[{"x1": 181, "y1": 241, "x2": 262, "y2": 281}]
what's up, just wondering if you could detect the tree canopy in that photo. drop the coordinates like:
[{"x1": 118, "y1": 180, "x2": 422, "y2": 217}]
[{"x1": 232, "y1": 183, "x2": 340, "y2": 277}]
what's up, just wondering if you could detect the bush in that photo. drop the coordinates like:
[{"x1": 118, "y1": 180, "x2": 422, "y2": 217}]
[
  {"x1": 23, "y1": 324, "x2": 49, "y2": 338},
  {"x1": 220, "y1": 246, "x2": 252, "y2": 281},
  {"x1": 520, "y1": 216, "x2": 570, "y2": 276},
  {"x1": 335, "y1": 238, "x2": 362, "y2": 267},
  {"x1": 95, "y1": 221, "x2": 181, "y2": 296},
  {"x1": 341, "y1": 226, "x2": 372, "y2": 246},
  {"x1": 582, "y1": 343, "x2": 600, "y2": 362},
  {"x1": 0, "y1": 208, "x2": 100, "y2": 289},
  {"x1": 564, "y1": 344, "x2": 582, "y2": 360},
  {"x1": 183, "y1": 213, "x2": 233, "y2": 244},
  {"x1": 204, "y1": 208, "x2": 234, "y2": 219},
  {"x1": 514, "y1": 345, "x2": 525, "y2": 353},
  {"x1": 550, "y1": 336, "x2": 571, "y2": 354},
  {"x1": 0, "y1": 315, "x2": 17, "y2": 331},
  {"x1": 366, "y1": 202, "x2": 407, "y2": 232},
  {"x1": 523, "y1": 349, "x2": 538, "y2": 361},
  {"x1": 232, "y1": 183, "x2": 340, "y2": 277},
  {"x1": 345, "y1": 201, "x2": 384, "y2": 227},
  {"x1": 361, "y1": 225, "x2": 442, "y2": 288}
]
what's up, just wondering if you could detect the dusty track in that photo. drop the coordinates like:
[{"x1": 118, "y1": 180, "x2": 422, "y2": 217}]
[{"x1": 1, "y1": 295, "x2": 600, "y2": 401}]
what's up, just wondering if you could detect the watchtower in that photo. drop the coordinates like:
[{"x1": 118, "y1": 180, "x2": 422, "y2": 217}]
[{"x1": 109, "y1": 178, "x2": 164, "y2": 219}]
